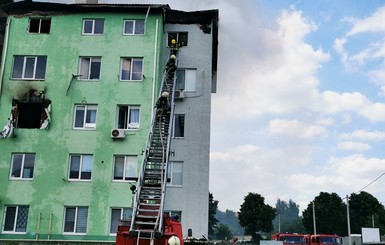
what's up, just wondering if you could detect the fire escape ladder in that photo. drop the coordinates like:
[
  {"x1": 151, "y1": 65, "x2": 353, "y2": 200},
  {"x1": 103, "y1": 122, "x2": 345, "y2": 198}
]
[{"x1": 128, "y1": 52, "x2": 178, "y2": 242}]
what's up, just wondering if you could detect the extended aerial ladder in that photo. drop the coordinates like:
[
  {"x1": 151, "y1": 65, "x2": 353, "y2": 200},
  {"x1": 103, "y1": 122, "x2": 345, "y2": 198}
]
[{"x1": 116, "y1": 44, "x2": 183, "y2": 245}]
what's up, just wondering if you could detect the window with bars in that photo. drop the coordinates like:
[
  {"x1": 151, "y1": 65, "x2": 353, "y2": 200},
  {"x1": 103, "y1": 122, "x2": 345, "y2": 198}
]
[
  {"x1": 2, "y1": 205, "x2": 29, "y2": 233},
  {"x1": 68, "y1": 154, "x2": 93, "y2": 180},
  {"x1": 110, "y1": 208, "x2": 132, "y2": 234},
  {"x1": 123, "y1": 20, "x2": 145, "y2": 35},
  {"x1": 64, "y1": 207, "x2": 88, "y2": 234},
  {"x1": 11, "y1": 56, "x2": 47, "y2": 80},
  {"x1": 10, "y1": 153, "x2": 35, "y2": 179},
  {"x1": 113, "y1": 155, "x2": 137, "y2": 181}
]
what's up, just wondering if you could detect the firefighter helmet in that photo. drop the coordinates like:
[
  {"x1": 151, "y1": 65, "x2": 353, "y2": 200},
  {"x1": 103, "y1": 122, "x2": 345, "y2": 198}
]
[{"x1": 168, "y1": 236, "x2": 180, "y2": 245}]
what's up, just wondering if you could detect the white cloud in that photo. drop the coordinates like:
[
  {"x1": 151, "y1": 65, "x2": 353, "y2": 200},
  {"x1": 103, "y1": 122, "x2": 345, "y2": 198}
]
[
  {"x1": 337, "y1": 141, "x2": 371, "y2": 152},
  {"x1": 339, "y1": 129, "x2": 385, "y2": 141},
  {"x1": 268, "y1": 119, "x2": 327, "y2": 139},
  {"x1": 347, "y1": 6, "x2": 385, "y2": 36}
]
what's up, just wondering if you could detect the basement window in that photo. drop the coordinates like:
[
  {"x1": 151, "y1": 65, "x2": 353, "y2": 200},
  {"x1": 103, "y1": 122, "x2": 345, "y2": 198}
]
[
  {"x1": 12, "y1": 90, "x2": 51, "y2": 129},
  {"x1": 29, "y1": 18, "x2": 51, "y2": 34}
]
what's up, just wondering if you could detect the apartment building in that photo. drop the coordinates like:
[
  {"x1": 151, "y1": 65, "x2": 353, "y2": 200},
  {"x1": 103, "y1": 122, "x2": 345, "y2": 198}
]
[{"x1": 0, "y1": 1, "x2": 218, "y2": 243}]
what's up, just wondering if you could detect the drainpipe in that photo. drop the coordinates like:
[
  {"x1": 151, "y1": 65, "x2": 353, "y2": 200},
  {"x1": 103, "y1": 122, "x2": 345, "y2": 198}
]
[
  {"x1": 151, "y1": 19, "x2": 159, "y2": 116},
  {"x1": 0, "y1": 16, "x2": 11, "y2": 97}
]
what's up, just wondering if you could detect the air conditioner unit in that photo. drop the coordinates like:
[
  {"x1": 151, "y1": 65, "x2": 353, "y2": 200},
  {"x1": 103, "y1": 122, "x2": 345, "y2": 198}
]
[
  {"x1": 111, "y1": 129, "x2": 125, "y2": 139},
  {"x1": 174, "y1": 90, "x2": 185, "y2": 99}
]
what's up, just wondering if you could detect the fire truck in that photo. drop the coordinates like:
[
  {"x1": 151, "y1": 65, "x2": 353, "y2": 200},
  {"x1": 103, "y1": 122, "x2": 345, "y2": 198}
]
[
  {"x1": 271, "y1": 233, "x2": 306, "y2": 245},
  {"x1": 115, "y1": 42, "x2": 182, "y2": 245},
  {"x1": 305, "y1": 234, "x2": 341, "y2": 245}
]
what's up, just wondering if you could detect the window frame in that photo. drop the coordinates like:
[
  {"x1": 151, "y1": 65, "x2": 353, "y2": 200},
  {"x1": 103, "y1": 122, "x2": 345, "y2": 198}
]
[
  {"x1": 123, "y1": 19, "x2": 145, "y2": 35},
  {"x1": 73, "y1": 104, "x2": 98, "y2": 130},
  {"x1": 11, "y1": 55, "x2": 47, "y2": 80},
  {"x1": 113, "y1": 155, "x2": 138, "y2": 181},
  {"x1": 82, "y1": 19, "x2": 104, "y2": 35},
  {"x1": 120, "y1": 57, "x2": 143, "y2": 81},
  {"x1": 9, "y1": 153, "x2": 35, "y2": 180},
  {"x1": 28, "y1": 17, "x2": 51, "y2": 34},
  {"x1": 63, "y1": 206, "x2": 88, "y2": 234},
  {"x1": 109, "y1": 207, "x2": 132, "y2": 235},
  {"x1": 176, "y1": 69, "x2": 197, "y2": 92},
  {"x1": 173, "y1": 114, "x2": 185, "y2": 138},
  {"x1": 116, "y1": 105, "x2": 140, "y2": 130},
  {"x1": 167, "y1": 161, "x2": 183, "y2": 187},
  {"x1": 167, "y1": 32, "x2": 188, "y2": 47},
  {"x1": 2, "y1": 205, "x2": 29, "y2": 233},
  {"x1": 68, "y1": 154, "x2": 93, "y2": 181},
  {"x1": 78, "y1": 57, "x2": 101, "y2": 80}
]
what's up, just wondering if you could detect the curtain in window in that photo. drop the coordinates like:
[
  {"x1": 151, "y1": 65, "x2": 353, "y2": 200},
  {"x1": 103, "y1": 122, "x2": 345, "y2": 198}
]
[
  {"x1": 121, "y1": 58, "x2": 131, "y2": 80},
  {"x1": 76, "y1": 207, "x2": 88, "y2": 233},
  {"x1": 81, "y1": 155, "x2": 92, "y2": 180},
  {"x1": 114, "y1": 156, "x2": 124, "y2": 180},
  {"x1": 80, "y1": 58, "x2": 90, "y2": 79},
  {"x1": 132, "y1": 59, "x2": 143, "y2": 80},
  {"x1": 125, "y1": 156, "x2": 137, "y2": 179},
  {"x1": 86, "y1": 106, "x2": 97, "y2": 124},
  {"x1": 128, "y1": 108, "x2": 139, "y2": 129},
  {"x1": 185, "y1": 70, "x2": 196, "y2": 91}
]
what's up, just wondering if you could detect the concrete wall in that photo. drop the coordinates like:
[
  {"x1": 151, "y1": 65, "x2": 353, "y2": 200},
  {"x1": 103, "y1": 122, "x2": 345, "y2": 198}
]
[
  {"x1": 0, "y1": 12, "x2": 164, "y2": 241},
  {"x1": 163, "y1": 23, "x2": 214, "y2": 238}
]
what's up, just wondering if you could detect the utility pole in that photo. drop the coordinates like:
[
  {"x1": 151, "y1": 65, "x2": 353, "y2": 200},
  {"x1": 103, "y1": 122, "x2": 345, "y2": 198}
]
[
  {"x1": 346, "y1": 195, "x2": 352, "y2": 245},
  {"x1": 312, "y1": 202, "x2": 317, "y2": 235}
]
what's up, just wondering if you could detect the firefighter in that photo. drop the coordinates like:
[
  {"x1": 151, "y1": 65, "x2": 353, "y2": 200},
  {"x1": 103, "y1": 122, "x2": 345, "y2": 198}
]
[
  {"x1": 155, "y1": 91, "x2": 170, "y2": 119},
  {"x1": 165, "y1": 54, "x2": 177, "y2": 79},
  {"x1": 170, "y1": 38, "x2": 181, "y2": 55}
]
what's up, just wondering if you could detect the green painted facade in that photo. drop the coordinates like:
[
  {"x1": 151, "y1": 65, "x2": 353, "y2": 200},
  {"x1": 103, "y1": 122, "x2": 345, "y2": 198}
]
[{"x1": 0, "y1": 8, "x2": 166, "y2": 242}]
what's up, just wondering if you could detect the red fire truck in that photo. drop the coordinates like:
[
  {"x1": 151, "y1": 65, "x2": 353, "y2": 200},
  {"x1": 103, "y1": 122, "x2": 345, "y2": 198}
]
[
  {"x1": 305, "y1": 234, "x2": 341, "y2": 245},
  {"x1": 272, "y1": 233, "x2": 306, "y2": 245}
]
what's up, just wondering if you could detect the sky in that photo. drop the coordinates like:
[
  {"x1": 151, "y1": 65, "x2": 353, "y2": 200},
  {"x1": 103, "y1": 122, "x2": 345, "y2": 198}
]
[{"x1": 36, "y1": 0, "x2": 385, "y2": 214}]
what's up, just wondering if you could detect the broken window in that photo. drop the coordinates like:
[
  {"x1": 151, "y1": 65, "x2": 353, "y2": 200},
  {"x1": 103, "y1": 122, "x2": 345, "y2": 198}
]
[
  {"x1": 9, "y1": 90, "x2": 52, "y2": 130},
  {"x1": 12, "y1": 56, "x2": 47, "y2": 80},
  {"x1": 29, "y1": 18, "x2": 51, "y2": 34},
  {"x1": 168, "y1": 32, "x2": 188, "y2": 47}
]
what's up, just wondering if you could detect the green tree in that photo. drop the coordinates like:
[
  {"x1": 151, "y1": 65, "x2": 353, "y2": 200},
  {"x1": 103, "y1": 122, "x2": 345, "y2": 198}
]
[
  {"x1": 238, "y1": 193, "x2": 276, "y2": 243},
  {"x1": 216, "y1": 209, "x2": 244, "y2": 236},
  {"x1": 302, "y1": 192, "x2": 347, "y2": 235},
  {"x1": 349, "y1": 191, "x2": 385, "y2": 234},
  {"x1": 209, "y1": 193, "x2": 219, "y2": 238},
  {"x1": 273, "y1": 199, "x2": 305, "y2": 234},
  {"x1": 215, "y1": 223, "x2": 234, "y2": 241}
]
